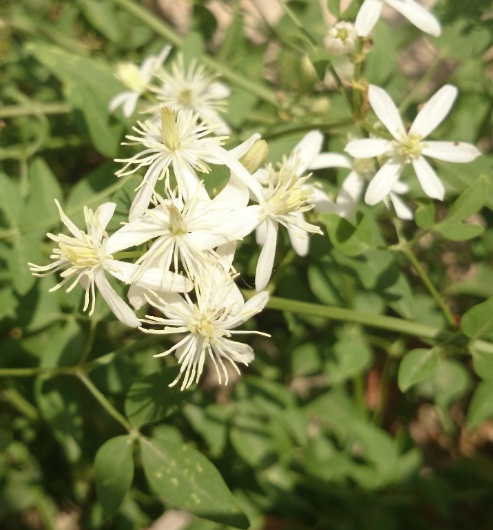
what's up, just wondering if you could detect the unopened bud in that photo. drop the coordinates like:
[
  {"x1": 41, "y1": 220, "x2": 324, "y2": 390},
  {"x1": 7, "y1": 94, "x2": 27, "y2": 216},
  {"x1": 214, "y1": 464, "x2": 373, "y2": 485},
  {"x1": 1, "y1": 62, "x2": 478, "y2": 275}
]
[
  {"x1": 324, "y1": 21, "x2": 358, "y2": 56},
  {"x1": 239, "y1": 139, "x2": 269, "y2": 173}
]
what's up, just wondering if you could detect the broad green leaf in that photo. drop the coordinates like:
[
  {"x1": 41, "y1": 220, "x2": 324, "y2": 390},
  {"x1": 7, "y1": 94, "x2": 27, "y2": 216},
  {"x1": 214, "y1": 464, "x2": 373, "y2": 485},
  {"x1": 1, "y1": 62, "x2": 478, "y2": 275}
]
[
  {"x1": 79, "y1": 0, "x2": 123, "y2": 42},
  {"x1": 433, "y1": 221, "x2": 483, "y2": 241},
  {"x1": 468, "y1": 381, "x2": 493, "y2": 430},
  {"x1": 23, "y1": 158, "x2": 63, "y2": 235},
  {"x1": 124, "y1": 368, "x2": 190, "y2": 428},
  {"x1": 230, "y1": 417, "x2": 273, "y2": 467},
  {"x1": 184, "y1": 404, "x2": 229, "y2": 457},
  {"x1": 462, "y1": 297, "x2": 493, "y2": 341},
  {"x1": 321, "y1": 212, "x2": 374, "y2": 257},
  {"x1": 472, "y1": 344, "x2": 493, "y2": 380},
  {"x1": 325, "y1": 337, "x2": 372, "y2": 384},
  {"x1": 291, "y1": 342, "x2": 322, "y2": 376},
  {"x1": 398, "y1": 348, "x2": 438, "y2": 392},
  {"x1": 26, "y1": 42, "x2": 124, "y2": 157},
  {"x1": 94, "y1": 435, "x2": 134, "y2": 516},
  {"x1": 140, "y1": 437, "x2": 249, "y2": 529},
  {"x1": 0, "y1": 172, "x2": 23, "y2": 228},
  {"x1": 9, "y1": 233, "x2": 42, "y2": 295}
]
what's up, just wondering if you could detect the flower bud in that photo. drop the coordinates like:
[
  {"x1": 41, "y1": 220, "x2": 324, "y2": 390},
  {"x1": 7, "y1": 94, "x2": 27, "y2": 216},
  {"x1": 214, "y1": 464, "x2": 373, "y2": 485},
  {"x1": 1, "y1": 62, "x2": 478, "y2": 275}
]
[
  {"x1": 239, "y1": 139, "x2": 269, "y2": 173},
  {"x1": 324, "y1": 21, "x2": 358, "y2": 56}
]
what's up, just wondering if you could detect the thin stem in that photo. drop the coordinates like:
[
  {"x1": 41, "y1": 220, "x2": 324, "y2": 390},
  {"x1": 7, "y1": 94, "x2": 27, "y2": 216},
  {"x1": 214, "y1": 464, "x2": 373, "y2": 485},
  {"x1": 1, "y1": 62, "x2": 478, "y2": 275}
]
[
  {"x1": 2, "y1": 387, "x2": 40, "y2": 421},
  {"x1": 267, "y1": 296, "x2": 444, "y2": 339},
  {"x1": 77, "y1": 371, "x2": 133, "y2": 432},
  {"x1": 109, "y1": 0, "x2": 279, "y2": 107},
  {"x1": 393, "y1": 219, "x2": 456, "y2": 328},
  {"x1": 0, "y1": 102, "x2": 72, "y2": 119},
  {"x1": 78, "y1": 318, "x2": 98, "y2": 366}
]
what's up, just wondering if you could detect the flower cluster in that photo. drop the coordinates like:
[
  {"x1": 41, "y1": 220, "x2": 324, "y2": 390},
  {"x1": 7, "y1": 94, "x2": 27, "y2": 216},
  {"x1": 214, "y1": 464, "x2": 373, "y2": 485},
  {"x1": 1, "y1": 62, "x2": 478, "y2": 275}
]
[{"x1": 30, "y1": 10, "x2": 482, "y2": 389}]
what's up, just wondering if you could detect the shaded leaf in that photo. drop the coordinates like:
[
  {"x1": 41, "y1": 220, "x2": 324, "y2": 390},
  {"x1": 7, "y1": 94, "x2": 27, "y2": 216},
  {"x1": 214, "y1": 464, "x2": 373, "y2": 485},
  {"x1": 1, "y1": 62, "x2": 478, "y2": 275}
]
[{"x1": 398, "y1": 348, "x2": 438, "y2": 392}]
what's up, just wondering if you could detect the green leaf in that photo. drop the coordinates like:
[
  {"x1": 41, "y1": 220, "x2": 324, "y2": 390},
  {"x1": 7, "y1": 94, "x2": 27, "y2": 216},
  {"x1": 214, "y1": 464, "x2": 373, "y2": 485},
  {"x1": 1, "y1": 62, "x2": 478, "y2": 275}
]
[
  {"x1": 79, "y1": 0, "x2": 123, "y2": 43},
  {"x1": 472, "y1": 347, "x2": 493, "y2": 380},
  {"x1": 94, "y1": 435, "x2": 134, "y2": 516},
  {"x1": 124, "y1": 368, "x2": 191, "y2": 428},
  {"x1": 468, "y1": 381, "x2": 493, "y2": 430},
  {"x1": 435, "y1": 222, "x2": 483, "y2": 241},
  {"x1": 462, "y1": 297, "x2": 493, "y2": 341},
  {"x1": 140, "y1": 437, "x2": 249, "y2": 529},
  {"x1": 26, "y1": 42, "x2": 124, "y2": 157},
  {"x1": 0, "y1": 172, "x2": 23, "y2": 228},
  {"x1": 325, "y1": 336, "x2": 372, "y2": 384},
  {"x1": 9, "y1": 233, "x2": 42, "y2": 295},
  {"x1": 321, "y1": 212, "x2": 374, "y2": 257},
  {"x1": 230, "y1": 417, "x2": 273, "y2": 467},
  {"x1": 398, "y1": 348, "x2": 438, "y2": 392}
]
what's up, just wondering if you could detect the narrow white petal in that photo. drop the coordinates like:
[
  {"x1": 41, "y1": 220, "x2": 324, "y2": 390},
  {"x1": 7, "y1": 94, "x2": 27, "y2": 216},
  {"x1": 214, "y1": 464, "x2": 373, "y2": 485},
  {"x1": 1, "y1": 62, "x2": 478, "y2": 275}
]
[
  {"x1": 95, "y1": 202, "x2": 117, "y2": 237},
  {"x1": 336, "y1": 171, "x2": 365, "y2": 219},
  {"x1": 310, "y1": 186, "x2": 337, "y2": 214},
  {"x1": 122, "y1": 94, "x2": 140, "y2": 118},
  {"x1": 386, "y1": 0, "x2": 441, "y2": 36},
  {"x1": 412, "y1": 156, "x2": 445, "y2": 200},
  {"x1": 409, "y1": 85, "x2": 457, "y2": 137},
  {"x1": 365, "y1": 161, "x2": 404, "y2": 205},
  {"x1": 109, "y1": 92, "x2": 134, "y2": 113},
  {"x1": 309, "y1": 152, "x2": 352, "y2": 170},
  {"x1": 129, "y1": 164, "x2": 162, "y2": 221},
  {"x1": 255, "y1": 220, "x2": 268, "y2": 246},
  {"x1": 390, "y1": 193, "x2": 413, "y2": 220},
  {"x1": 287, "y1": 228, "x2": 309, "y2": 256},
  {"x1": 94, "y1": 270, "x2": 140, "y2": 328},
  {"x1": 368, "y1": 85, "x2": 406, "y2": 140},
  {"x1": 345, "y1": 138, "x2": 393, "y2": 158},
  {"x1": 228, "y1": 133, "x2": 261, "y2": 160},
  {"x1": 355, "y1": 0, "x2": 383, "y2": 36},
  {"x1": 255, "y1": 220, "x2": 278, "y2": 291},
  {"x1": 421, "y1": 141, "x2": 481, "y2": 163},
  {"x1": 293, "y1": 130, "x2": 324, "y2": 175}
]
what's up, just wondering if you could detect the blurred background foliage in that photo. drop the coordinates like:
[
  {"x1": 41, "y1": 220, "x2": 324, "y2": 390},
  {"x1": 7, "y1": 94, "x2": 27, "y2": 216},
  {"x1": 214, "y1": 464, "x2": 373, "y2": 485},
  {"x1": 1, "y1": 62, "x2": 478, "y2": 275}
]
[{"x1": 1, "y1": 0, "x2": 493, "y2": 529}]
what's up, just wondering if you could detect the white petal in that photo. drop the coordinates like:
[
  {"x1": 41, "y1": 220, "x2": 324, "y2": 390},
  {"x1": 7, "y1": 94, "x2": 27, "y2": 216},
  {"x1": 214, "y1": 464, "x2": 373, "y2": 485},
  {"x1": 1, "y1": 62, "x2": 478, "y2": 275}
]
[
  {"x1": 336, "y1": 171, "x2": 365, "y2": 219},
  {"x1": 129, "y1": 164, "x2": 162, "y2": 221},
  {"x1": 287, "y1": 217, "x2": 309, "y2": 256},
  {"x1": 107, "y1": 215, "x2": 166, "y2": 254},
  {"x1": 255, "y1": 220, "x2": 278, "y2": 291},
  {"x1": 255, "y1": 220, "x2": 268, "y2": 246},
  {"x1": 122, "y1": 93, "x2": 140, "y2": 118},
  {"x1": 386, "y1": 0, "x2": 441, "y2": 37},
  {"x1": 94, "y1": 270, "x2": 140, "y2": 328},
  {"x1": 355, "y1": 0, "x2": 383, "y2": 36},
  {"x1": 345, "y1": 138, "x2": 394, "y2": 158},
  {"x1": 368, "y1": 85, "x2": 406, "y2": 140},
  {"x1": 409, "y1": 85, "x2": 457, "y2": 137},
  {"x1": 390, "y1": 193, "x2": 413, "y2": 220},
  {"x1": 412, "y1": 156, "x2": 445, "y2": 200},
  {"x1": 292, "y1": 130, "x2": 324, "y2": 175},
  {"x1": 309, "y1": 152, "x2": 352, "y2": 170},
  {"x1": 421, "y1": 141, "x2": 481, "y2": 163},
  {"x1": 95, "y1": 202, "x2": 117, "y2": 238},
  {"x1": 310, "y1": 186, "x2": 337, "y2": 214},
  {"x1": 109, "y1": 92, "x2": 133, "y2": 113},
  {"x1": 365, "y1": 160, "x2": 404, "y2": 205},
  {"x1": 227, "y1": 133, "x2": 261, "y2": 160}
]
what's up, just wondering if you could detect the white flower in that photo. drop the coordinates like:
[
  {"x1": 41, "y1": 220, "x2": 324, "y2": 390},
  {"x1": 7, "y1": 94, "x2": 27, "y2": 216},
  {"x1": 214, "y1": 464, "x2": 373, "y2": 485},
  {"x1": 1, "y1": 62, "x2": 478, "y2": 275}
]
[
  {"x1": 324, "y1": 21, "x2": 358, "y2": 56},
  {"x1": 384, "y1": 181, "x2": 413, "y2": 220},
  {"x1": 109, "y1": 45, "x2": 172, "y2": 117},
  {"x1": 355, "y1": 0, "x2": 441, "y2": 37},
  {"x1": 251, "y1": 172, "x2": 322, "y2": 292},
  {"x1": 345, "y1": 84, "x2": 481, "y2": 205},
  {"x1": 116, "y1": 106, "x2": 264, "y2": 220},
  {"x1": 108, "y1": 182, "x2": 260, "y2": 285},
  {"x1": 140, "y1": 270, "x2": 270, "y2": 390},
  {"x1": 28, "y1": 201, "x2": 191, "y2": 328},
  {"x1": 150, "y1": 53, "x2": 231, "y2": 135}
]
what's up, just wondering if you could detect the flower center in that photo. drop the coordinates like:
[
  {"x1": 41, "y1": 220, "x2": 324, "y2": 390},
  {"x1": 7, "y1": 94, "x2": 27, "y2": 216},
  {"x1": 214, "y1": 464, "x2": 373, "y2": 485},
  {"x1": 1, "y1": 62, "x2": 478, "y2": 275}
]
[
  {"x1": 353, "y1": 158, "x2": 375, "y2": 179},
  {"x1": 167, "y1": 203, "x2": 188, "y2": 236},
  {"x1": 160, "y1": 107, "x2": 181, "y2": 152},
  {"x1": 336, "y1": 27, "x2": 349, "y2": 42},
  {"x1": 115, "y1": 63, "x2": 147, "y2": 94},
  {"x1": 58, "y1": 233, "x2": 104, "y2": 268},
  {"x1": 264, "y1": 166, "x2": 314, "y2": 218},
  {"x1": 178, "y1": 88, "x2": 193, "y2": 106},
  {"x1": 397, "y1": 133, "x2": 423, "y2": 160}
]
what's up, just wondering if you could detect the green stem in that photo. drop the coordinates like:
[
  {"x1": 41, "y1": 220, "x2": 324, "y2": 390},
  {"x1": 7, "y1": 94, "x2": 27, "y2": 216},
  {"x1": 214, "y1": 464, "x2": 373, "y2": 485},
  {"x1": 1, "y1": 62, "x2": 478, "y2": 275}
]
[
  {"x1": 0, "y1": 102, "x2": 72, "y2": 119},
  {"x1": 77, "y1": 371, "x2": 133, "y2": 432},
  {"x1": 2, "y1": 387, "x2": 40, "y2": 421},
  {"x1": 393, "y1": 219, "x2": 456, "y2": 328},
  {"x1": 78, "y1": 318, "x2": 98, "y2": 366},
  {"x1": 267, "y1": 296, "x2": 444, "y2": 339},
  {"x1": 109, "y1": 0, "x2": 279, "y2": 106}
]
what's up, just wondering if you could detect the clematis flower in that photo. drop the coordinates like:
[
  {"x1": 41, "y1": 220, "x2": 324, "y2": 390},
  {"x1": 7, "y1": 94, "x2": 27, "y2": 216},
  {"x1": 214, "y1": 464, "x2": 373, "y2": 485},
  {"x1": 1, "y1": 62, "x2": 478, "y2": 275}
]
[
  {"x1": 109, "y1": 45, "x2": 172, "y2": 117},
  {"x1": 140, "y1": 268, "x2": 270, "y2": 390},
  {"x1": 28, "y1": 201, "x2": 191, "y2": 328},
  {"x1": 108, "y1": 182, "x2": 261, "y2": 285},
  {"x1": 116, "y1": 106, "x2": 264, "y2": 220},
  {"x1": 150, "y1": 53, "x2": 231, "y2": 135},
  {"x1": 345, "y1": 84, "x2": 481, "y2": 205},
  {"x1": 354, "y1": 0, "x2": 441, "y2": 37}
]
